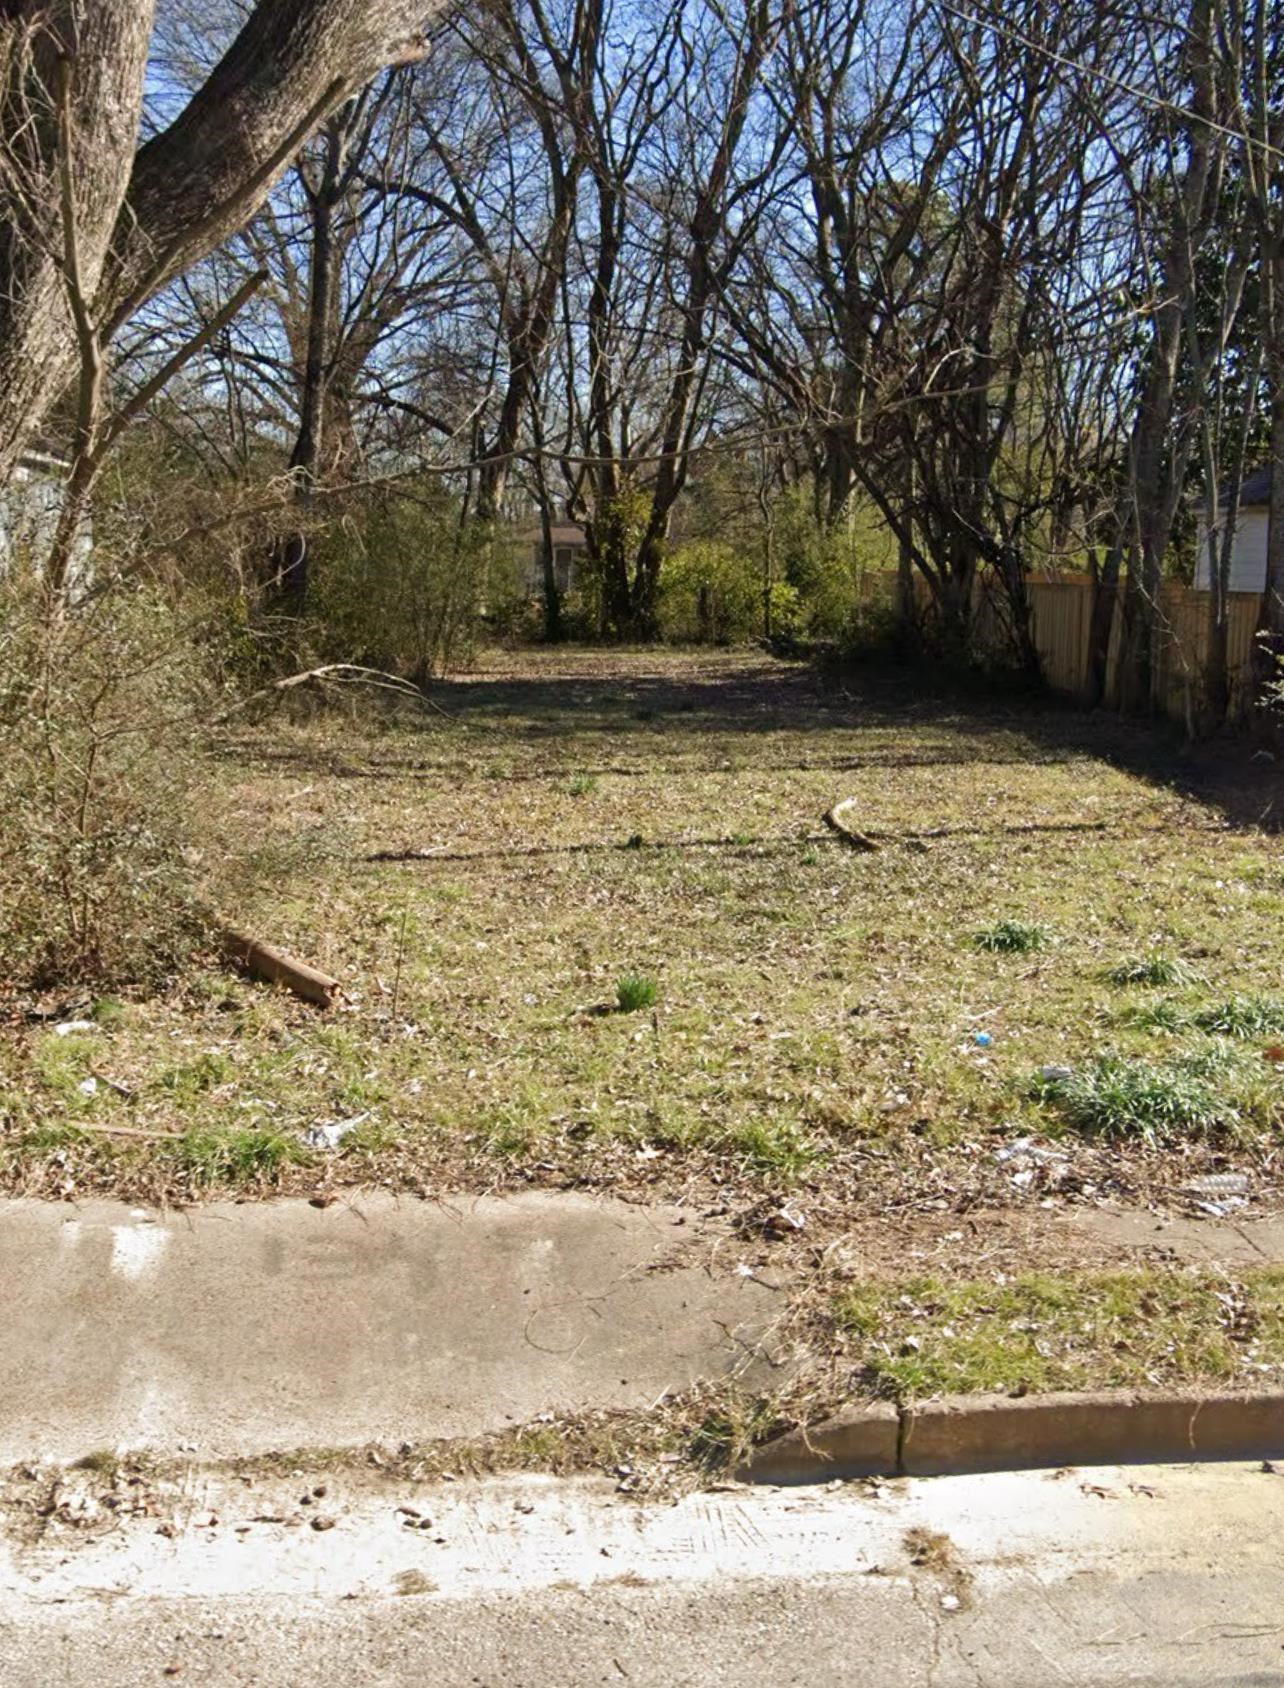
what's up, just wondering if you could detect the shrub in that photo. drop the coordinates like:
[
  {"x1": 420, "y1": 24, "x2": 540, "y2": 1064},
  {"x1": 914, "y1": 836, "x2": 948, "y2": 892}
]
[
  {"x1": 310, "y1": 490, "x2": 515, "y2": 680},
  {"x1": 772, "y1": 488, "x2": 898, "y2": 641},
  {"x1": 660, "y1": 539, "x2": 799, "y2": 644},
  {"x1": 0, "y1": 572, "x2": 207, "y2": 990}
]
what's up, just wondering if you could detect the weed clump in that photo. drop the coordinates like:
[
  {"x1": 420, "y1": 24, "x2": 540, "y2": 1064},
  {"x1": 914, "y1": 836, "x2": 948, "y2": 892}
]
[
  {"x1": 1034, "y1": 1046, "x2": 1262, "y2": 1144},
  {"x1": 1195, "y1": 995, "x2": 1284, "y2": 1038},
  {"x1": 1107, "y1": 952, "x2": 1195, "y2": 988},
  {"x1": 616, "y1": 974, "x2": 659, "y2": 1013},
  {"x1": 974, "y1": 919, "x2": 1050, "y2": 954},
  {"x1": 1121, "y1": 994, "x2": 1284, "y2": 1039}
]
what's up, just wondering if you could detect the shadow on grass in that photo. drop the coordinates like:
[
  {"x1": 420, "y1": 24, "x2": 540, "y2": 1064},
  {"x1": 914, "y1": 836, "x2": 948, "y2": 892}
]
[{"x1": 214, "y1": 647, "x2": 1284, "y2": 834}]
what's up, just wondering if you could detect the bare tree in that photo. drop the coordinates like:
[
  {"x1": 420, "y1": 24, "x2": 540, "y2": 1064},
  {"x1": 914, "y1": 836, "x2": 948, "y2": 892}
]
[
  {"x1": 722, "y1": 0, "x2": 1134, "y2": 671},
  {"x1": 548, "y1": 0, "x2": 781, "y2": 638}
]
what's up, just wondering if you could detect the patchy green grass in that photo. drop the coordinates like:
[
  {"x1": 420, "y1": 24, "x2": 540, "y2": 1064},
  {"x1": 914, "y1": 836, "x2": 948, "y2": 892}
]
[
  {"x1": 164, "y1": 1126, "x2": 308, "y2": 1190},
  {"x1": 1195, "y1": 995, "x2": 1284, "y2": 1038},
  {"x1": 836, "y1": 1267, "x2": 1284, "y2": 1400},
  {"x1": 1107, "y1": 952, "x2": 1196, "y2": 988},
  {"x1": 3, "y1": 648, "x2": 1282, "y2": 1205},
  {"x1": 973, "y1": 919, "x2": 1051, "y2": 954},
  {"x1": 1033, "y1": 1046, "x2": 1272, "y2": 1145},
  {"x1": 1121, "y1": 994, "x2": 1284, "y2": 1040}
]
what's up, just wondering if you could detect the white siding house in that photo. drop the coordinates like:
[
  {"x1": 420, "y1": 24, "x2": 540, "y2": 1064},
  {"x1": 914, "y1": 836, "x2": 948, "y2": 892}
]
[
  {"x1": 1195, "y1": 466, "x2": 1271, "y2": 592},
  {"x1": 522, "y1": 521, "x2": 588, "y2": 595},
  {"x1": 0, "y1": 449, "x2": 91, "y2": 588}
]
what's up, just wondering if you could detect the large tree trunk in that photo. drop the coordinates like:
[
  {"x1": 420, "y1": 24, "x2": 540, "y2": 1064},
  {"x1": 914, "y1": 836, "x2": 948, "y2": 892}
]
[
  {"x1": 0, "y1": 2, "x2": 154, "y2": 477},
  {"x1": 1254, "y1": 254, "x2": 1284, "y2": 712},
  {"x1": 1085, "y1": 541, "x2": 1122, "y2": 707},
  {"x1": 0, "y1": 0, "x2": 434, "y2": 487},
  {"x1": 1114, "y1": 0, "x2": 1217, "y2": 714}
]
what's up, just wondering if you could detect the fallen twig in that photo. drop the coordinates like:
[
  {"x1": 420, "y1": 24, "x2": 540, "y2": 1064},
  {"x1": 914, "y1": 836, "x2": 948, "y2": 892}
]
[{"x1": 211, "y1": 664, "x2": 446, "y2": 725}]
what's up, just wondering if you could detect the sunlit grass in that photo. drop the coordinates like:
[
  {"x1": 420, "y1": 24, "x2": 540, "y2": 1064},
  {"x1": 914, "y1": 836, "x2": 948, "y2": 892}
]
[{"x1": 836, "y1": 1267, "x2": 1284, "y2": 1399}]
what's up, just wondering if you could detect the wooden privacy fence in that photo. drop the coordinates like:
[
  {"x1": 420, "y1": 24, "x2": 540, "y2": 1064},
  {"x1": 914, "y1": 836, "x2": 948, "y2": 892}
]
[
  {"x1": 860, "y1": 570, "x2": 1264, "y2": 724},
  {"x1": 1029, "y1": 577, "x2": 1261, "y2": 723}
]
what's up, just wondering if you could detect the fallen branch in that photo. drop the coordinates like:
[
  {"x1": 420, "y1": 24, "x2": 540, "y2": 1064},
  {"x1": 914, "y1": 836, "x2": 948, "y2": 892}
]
[
  {"x1": 211, "y1": 664, "x2": 454, "y2": 725},
  {"x1": 221, "y1": 925, "x2": 340, "y2": 1007},
  {"x1": 67, "y1": 1122, "x2": 179, "y2": 1140},
  {"x1": 824, "y1": 799, "x2": 880, "y2": 852}
]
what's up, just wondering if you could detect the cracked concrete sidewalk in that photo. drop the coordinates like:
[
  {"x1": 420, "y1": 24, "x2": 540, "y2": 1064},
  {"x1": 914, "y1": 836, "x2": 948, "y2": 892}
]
[{"x1": 0, "y1": 1192, "x2": 783, "y2": 1464}]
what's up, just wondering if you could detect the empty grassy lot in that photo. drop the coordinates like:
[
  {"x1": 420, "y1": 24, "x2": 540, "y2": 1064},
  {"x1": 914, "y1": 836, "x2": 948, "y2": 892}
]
[{"x1": 4, "y1": 648, "x2": 1283, "y2": 1224}]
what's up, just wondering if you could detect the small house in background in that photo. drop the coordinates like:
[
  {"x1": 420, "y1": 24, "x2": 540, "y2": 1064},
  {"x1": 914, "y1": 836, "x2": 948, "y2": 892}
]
[
  {"x1": 521, "y1": 520, "x2": 589, "y2": 596},
  {"x1": 0, "y1": 447, "x2": 90, "y2": 584},
  {"x1": 1195, "y1": 465, "x2": 1271, "y2": 592}
]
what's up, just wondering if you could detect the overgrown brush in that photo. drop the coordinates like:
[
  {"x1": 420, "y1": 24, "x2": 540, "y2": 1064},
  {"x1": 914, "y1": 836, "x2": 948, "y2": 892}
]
[
  {"x1": 0, "y1": 572, "x2": 209, "y2": 989},
  {"x1": 310, "y1": 490, "x2": 516, "y2": 681}
]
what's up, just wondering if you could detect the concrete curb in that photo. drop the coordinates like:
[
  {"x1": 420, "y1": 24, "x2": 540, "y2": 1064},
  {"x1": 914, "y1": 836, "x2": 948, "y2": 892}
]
[{"x1": 740, "y1": 1389, "x2": 1284, "y2": 1484}]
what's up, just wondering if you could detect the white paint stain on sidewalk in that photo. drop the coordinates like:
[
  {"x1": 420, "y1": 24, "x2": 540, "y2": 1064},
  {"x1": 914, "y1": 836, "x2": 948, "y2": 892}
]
[{"x1": 110, "y1": 1224, "x2": 168, "y2": 1282}]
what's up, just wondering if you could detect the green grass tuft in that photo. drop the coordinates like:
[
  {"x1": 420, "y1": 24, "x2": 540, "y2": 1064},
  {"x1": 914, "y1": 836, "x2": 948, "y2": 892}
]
[
  {"x1": 1107, "y1": 952, "x2": 1195, "y2": 988},
  {"x1": 616, "y1": 973, "x2": 659, "y2": 1013},
  {"x1": 688, "y1": 1399, "x2": 782, "y2": 1472},
  {"x1": 567, "y1": 773, "x2": 598, "y2": 798},
  {"x1": 1194, "y1": 995, "x2": 1284, "y2": 1038},
  {"x1": 1122, "y1": 993, "x2": 1284, "y2": 1039},
  {"x1": 158, "y1": 1051, "x2": 234, "y2": 1099},
  {"x1": 166, "y1": 1126, "x2": 306, "y2": 1189},
  {"x1": 1119, "y1": 996, "x2": 1191, "y2": 1032},
  {"x1": 719, "y1": 1115, "x2": 823, "y2": 1178},
  {"x1": 974, "y1": 919, "x2": 1050, "y2": 954}
]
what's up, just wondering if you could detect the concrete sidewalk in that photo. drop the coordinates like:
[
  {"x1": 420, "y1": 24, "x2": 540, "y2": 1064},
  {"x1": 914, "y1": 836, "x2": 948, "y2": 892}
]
[{"x1": 0, "y1": 1193, "x2": 781, "y2": 1463}]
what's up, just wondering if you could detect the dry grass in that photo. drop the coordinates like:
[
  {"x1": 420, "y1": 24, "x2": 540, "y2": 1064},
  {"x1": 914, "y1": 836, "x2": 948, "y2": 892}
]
[{"x1": 3, "y1": 648, "x2": 1282, "y2": 1218}]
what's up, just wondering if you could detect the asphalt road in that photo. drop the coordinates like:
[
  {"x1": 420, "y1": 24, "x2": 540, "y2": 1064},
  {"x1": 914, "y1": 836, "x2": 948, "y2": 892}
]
[
  {"x1": 6, "y1": 1563, "x2": 1282, "y2": 1686},
  {"x1": 3, "y1": 1463, "x2": 1281, "y2": 1686}
]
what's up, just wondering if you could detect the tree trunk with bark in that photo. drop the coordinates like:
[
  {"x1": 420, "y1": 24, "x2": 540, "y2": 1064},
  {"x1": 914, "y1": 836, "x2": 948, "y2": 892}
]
[
  {"x1": 0, "y1": 0, "x2": 436, "y2": 488},
  {"x1": 269, "y1": 111, "x2": 349, "y2": 604},
  {"x1": 1254, "y1": 254, "x2": 1284, "y2": 713},
  {"x1": 1085, "y1": 541, "x2": 1123, "y2": 707}
]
